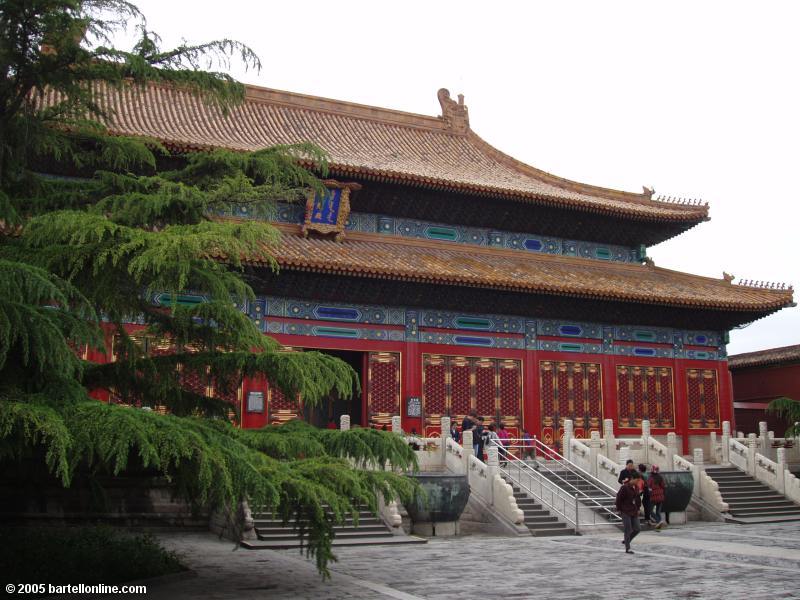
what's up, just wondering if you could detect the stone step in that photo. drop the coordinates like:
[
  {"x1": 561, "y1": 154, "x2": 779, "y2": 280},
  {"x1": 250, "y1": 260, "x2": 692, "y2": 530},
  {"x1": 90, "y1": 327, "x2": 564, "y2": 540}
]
[
  {"x1": 256, "y1": 530, "x2": 395, "y2": 542},
  {"x1": 729, "y1": 507, "x2": 800, "y2": 517},
  {"x1": 520, "y1": 509, "x2": 554, "y2": 518},
  {"x1": 255, "y1": 524, "x2": 389, "y2": 535},
  {"x1": 713, "y1": 476, "x2": 762, "y2": 483},
  {"x1": 725, "y1": 499, "x2": 799, "y2": 509},
  {"x1": 253, "y1": 517, "x2": 384, "y2": 528},
  {"x1": 528, "y1": 526, "x2": 576, "y2": 537},
  {"x1": 727, "y1": 514, "x2": 800, "y2": 524},
  {"x1": 719, "y1": 489, "x2": 785, "y2": 498},
  {"x1": 716, "y1": 483, "x2": 771, "y2": 491},
  {"x1": 242, "y1": 536, "x2": 427, "y2": 550},
  {"x1": 523, "y1": 515, "x2": 559, "y2": 524}
]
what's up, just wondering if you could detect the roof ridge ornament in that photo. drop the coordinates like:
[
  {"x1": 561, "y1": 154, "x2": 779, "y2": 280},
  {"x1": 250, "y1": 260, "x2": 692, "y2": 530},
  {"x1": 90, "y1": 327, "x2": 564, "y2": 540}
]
[
  {"x1": 735, "y1": 278, "x2": 791, "y2": 290},
  {"x1": 654, "y1": 194, "x2": 707, "y2": 207},
  {"x1": 437, "y1": 88, "x2": 470, "y2": 134}
]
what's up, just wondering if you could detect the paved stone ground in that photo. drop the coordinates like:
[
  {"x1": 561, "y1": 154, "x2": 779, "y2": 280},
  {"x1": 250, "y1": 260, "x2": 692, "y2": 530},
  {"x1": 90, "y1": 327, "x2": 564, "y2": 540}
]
[{"x1": 134, "y1": 522, "x2": 800, "y2": 600}]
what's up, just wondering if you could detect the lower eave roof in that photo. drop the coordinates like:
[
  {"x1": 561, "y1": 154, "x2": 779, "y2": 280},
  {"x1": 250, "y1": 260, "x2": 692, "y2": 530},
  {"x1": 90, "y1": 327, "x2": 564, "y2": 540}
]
[{"x1": 247, "y1": 224, "x2": 794, "y2": 315}]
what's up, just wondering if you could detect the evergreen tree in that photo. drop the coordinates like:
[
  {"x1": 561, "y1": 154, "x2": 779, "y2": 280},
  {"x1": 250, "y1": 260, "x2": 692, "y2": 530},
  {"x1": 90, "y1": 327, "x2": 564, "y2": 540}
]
[
  {"x1": 767, "y1": 397, "x2": 800, "y2": 437},
  {"x1": 0, "y1": 0, "x2": 415, "y2": 575}
]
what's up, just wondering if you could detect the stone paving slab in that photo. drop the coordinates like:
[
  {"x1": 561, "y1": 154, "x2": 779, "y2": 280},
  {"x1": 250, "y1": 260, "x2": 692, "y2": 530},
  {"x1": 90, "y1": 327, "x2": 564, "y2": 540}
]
[{"x1": 90, "y1": 522, "x2": 800, "y2": 599}]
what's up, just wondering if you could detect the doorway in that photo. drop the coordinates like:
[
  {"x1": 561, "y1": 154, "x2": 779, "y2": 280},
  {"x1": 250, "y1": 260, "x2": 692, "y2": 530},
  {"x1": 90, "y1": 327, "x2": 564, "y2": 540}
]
[{"x1": 303, "y1": 349, "x2": 365, "y2": 428}]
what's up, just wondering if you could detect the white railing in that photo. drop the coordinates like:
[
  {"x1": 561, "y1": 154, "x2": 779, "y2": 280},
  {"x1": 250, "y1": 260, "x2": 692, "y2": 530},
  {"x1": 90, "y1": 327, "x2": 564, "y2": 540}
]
[
  {"x1": 445, "y1": 428, "x2": 525, "y2": 526},
  {"x1": 728, "y1": 437, "x2": 750, "y2": 473}
]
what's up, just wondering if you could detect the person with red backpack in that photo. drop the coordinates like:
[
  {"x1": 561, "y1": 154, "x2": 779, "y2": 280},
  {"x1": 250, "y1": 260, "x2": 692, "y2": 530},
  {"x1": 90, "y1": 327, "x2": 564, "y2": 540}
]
[{"x1": 648, "y1": 465, "x2": 667, "y2": 529}]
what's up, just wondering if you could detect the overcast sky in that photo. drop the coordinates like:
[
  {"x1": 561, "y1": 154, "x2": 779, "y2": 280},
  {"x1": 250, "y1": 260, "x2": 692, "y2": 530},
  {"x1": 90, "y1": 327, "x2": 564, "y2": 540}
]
[{"x1": 125, "y1": 0, "x2": 799, "y2": 355}]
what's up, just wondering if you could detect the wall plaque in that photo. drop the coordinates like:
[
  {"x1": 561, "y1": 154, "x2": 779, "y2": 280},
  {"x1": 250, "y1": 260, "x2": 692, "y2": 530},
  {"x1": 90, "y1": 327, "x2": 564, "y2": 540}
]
[
  {"x1": 302, "y1": 180, "x2": 361, "y2": 241},
  {"x1": 406, "y1": 396, "x2": 421, "y2": 418},
  {"x1": 246, "y1": 391, "x2": 264, "y2": 413}
]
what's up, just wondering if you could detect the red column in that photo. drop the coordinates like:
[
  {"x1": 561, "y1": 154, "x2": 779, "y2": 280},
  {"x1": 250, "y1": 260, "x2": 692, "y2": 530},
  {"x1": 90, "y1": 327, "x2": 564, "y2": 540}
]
[
  {"x1": 602, "y1": 354, "x2": 618, "y2": 434},
  {"x1": 523, "y1": 349, "x2": 539, "y2": 436},
  {"x1": 402, "y1": 341, "x2": 421, "y2": 433},
  {"x1": 673, "y1": 360, "x2": 690, "y2": 454}
]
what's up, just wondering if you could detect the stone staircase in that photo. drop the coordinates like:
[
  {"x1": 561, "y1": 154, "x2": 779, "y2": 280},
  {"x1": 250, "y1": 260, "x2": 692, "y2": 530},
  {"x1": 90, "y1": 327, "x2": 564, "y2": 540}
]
[
  {"x1": 534, "y1": 463, "x2": 620, "y2": 525},
  {"x1": 505, "y1": 478, "x2": 576, "y2": 536},
  {"x1": 242, "y1": 506, "x2": 426, "y2": 549},
  {"x1": 705, "y1": 466, "x2": 800, "y2": 523}
]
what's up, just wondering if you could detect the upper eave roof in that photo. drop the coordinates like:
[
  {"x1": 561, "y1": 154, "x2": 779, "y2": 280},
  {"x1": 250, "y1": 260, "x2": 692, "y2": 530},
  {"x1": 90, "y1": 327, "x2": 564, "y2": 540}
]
[
  {"x1": 67, "y1": 82, "x2": 708, "y2": 224},
  {"x1": 728, "y1": 344, "x2": 800, "y2": 370},
  {"x1": 245, "y1": 223, "x2": 793, "y2": 315}
]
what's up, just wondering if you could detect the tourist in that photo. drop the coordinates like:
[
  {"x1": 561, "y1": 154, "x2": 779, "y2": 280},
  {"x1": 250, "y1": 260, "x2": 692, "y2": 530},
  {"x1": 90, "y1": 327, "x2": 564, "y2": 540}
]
[
  {"x1": 618, "y1": 459, "x2": 637, "y2": 484},
  {"x1": 522, "y1": 429, "x2": 534, "y2": 460},
  {"x1": 473, "y1": 417, "x2": 486, "y2": 460},
  {"x1": 639, "y1": 463, "x2": 652, "y2": 524},
  {"x1": 485, "y1": 423, "x2": 501, "y2": 462},
  {"x1": 461, "y1": 410, "x2": 477, "y2": 437},
  {"x1": 616, "y1": 471, "x2": 642, "y2": 554},
  {"x1": 449, "y1": 421, "x2": 460, "y2": 443},
  {"x1": 497, "y1": 422, "x2": 511, "y2": 465},
  {"x1": 408, "y1": 428, "x2": 421, "y2": 451},
  {"x1": 648, "y1": 465, "x2": 666, "y2": 529}
]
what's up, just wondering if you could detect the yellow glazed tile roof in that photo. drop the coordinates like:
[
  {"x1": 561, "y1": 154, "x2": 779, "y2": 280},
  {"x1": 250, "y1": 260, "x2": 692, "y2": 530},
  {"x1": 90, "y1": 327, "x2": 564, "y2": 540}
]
[
  {"x1": 248, "y1": 224, "x2": 793, "y2": 313},
  {"x1": 56, "y1": 83, "x2": 709, "y2": 223}
]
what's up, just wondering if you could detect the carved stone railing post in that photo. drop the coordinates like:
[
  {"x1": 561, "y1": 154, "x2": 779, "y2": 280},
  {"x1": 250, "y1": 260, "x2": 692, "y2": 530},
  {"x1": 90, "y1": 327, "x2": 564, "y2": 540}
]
[
  {"x1": 603, "y1": 419, "x2": 616, "y2": 462},
  {"x1": 759, "y1": 421, "x2": 769, "y2": 453},
  {"x1": 747, "y1": 433, "x2": 758, "y2": 474},
  {"x1": 486, "y1": 446, "x2": 499, "y2": 505},
  {"x1": 563, "y1": 419, "x2": 574, "y2": 462},
  {"x1": 777, "y1": 447, "x2": 787, "y2": 494},
  {"x1": 709, "y1": 431, "x2": 718, "y2": 463},
  {"x1": 391, "y1": 415, "x2": 402, "y2": 434},
  {"x1": 441, "y1": 416, "x2": 451, "y2": 463},
  {"x1": 666, "y1": 432, "x2": 678, "y2": 466},
  {"x1": 693, "y1": 448, "x2": 704, "y2": 469},
  {"x1": 618, "y1": 445, "x2": 631, "y2": 466},
  {"x1": 721, "y1": 421, "x2": 731, "y2": 465},
  {"x1": 462, "y1": 430, "x2": 474, "y2": 473},
  {"x1": 641, "y1": 420, "x2": 651, "y2": 463},
  {"x1": 588, "y1": 430, "x2": 602, "y2": 477},
  {"x1": 340, "y1": 414, "x2": 351, "y2": 431}
]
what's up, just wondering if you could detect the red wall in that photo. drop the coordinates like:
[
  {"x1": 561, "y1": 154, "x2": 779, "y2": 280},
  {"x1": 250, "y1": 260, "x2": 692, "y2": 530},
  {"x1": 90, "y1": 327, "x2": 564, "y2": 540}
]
[
  {"x1": 731, "y1": 362, "x2": 800, "y2": 435},
  {"x1": 85, "y1": 325, "x2": 733, "y2": 448}
]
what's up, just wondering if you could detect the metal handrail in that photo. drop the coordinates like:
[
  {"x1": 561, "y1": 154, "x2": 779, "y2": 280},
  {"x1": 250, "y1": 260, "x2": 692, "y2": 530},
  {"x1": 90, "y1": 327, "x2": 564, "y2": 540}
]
[
  {"x1": 501, "y1": 437, "x2": 618, "y2": 497},
  {"x1": 488, "y1": 440, "x2": 621, "y2": 527}
]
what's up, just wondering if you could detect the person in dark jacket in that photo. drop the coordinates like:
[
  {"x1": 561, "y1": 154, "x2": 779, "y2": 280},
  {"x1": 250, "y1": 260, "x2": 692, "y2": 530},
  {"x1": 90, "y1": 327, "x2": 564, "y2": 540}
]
[
  {"x1": 618, "y1": 459, "x2": 637, "y2": 484},
  {"x1": 616, "y1": 472, "x2": 642, "y2": 553}
]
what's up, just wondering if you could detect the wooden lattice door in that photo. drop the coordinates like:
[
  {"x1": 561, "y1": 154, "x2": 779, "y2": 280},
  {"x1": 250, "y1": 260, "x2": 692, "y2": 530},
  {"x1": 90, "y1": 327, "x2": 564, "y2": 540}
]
[
  {"x1": 539, "y1": 360, "x2": 603, "y2": 450},
  {"x1": 422, "y1": 354, "x2": 522, "y2": 437},
  {"x1": 366, "y1": 352, "x2": 401, "y2": 428}
]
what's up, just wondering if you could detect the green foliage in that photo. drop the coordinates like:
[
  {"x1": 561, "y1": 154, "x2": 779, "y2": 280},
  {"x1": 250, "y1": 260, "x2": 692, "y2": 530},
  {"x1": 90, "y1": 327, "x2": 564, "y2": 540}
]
[
  {"x1": 0, "y1": 0, "x2": 415, "y2": 577},
  {"x1": 767, "y1": 397, "x2": 800, "y2": 437},
  {"x1": 0, "y1": 526, "x2": 185, "y2": 587},
  {"x1": 0, "y1": 398, "x2": 417, "y2": 575}
]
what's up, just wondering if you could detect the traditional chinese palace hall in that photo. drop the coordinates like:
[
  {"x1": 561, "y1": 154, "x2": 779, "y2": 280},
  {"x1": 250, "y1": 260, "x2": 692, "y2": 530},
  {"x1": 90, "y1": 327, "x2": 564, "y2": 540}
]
[{"x1": 89, "y1": 83, "x2": 794, "y2": 453}]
